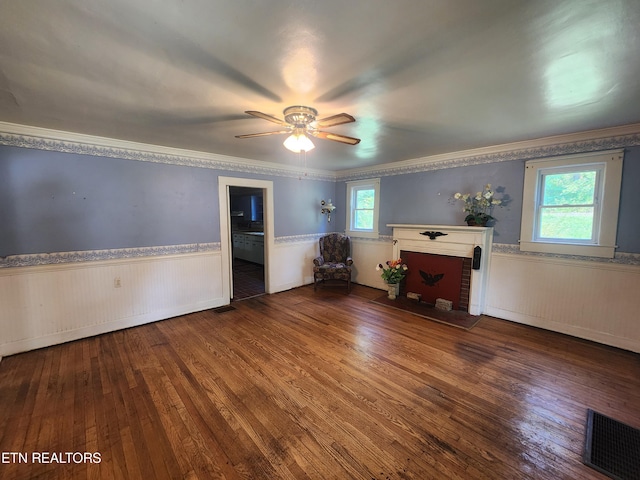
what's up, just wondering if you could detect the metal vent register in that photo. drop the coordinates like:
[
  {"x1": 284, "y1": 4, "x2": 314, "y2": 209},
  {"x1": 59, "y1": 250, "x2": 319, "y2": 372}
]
[{"x1": 583, "y1": 409, "x2": 640, "y2": 480}]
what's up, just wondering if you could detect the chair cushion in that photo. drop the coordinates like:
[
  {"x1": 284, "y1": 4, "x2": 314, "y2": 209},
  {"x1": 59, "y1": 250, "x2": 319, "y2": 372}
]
[{"x1": 314, "y1": 262, "x2": 351, "y2": 274}]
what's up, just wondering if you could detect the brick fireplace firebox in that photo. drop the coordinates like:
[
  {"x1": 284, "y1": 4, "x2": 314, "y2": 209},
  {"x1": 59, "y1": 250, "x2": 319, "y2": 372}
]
[
  {"x1": 389, "y1": 224, "x2": 493, "y2": 315},
  {"x1": 400, "y1": 251, "x2": 472, "y2": 311}
]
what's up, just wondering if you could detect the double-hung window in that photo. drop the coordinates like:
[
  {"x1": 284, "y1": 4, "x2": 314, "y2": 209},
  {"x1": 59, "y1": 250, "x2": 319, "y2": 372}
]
[
  {"x1": 520, "y1": 150, "x2": 623, "y2": 258},
  {"x1": 346, "y1": 178, "x2": 380, "y2": 238}
]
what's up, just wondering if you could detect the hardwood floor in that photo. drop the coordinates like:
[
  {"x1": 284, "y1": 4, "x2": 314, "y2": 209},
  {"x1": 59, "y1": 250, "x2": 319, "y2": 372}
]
[{"x1": 1, "y1": 284, "x2": 638, "y2": 479}]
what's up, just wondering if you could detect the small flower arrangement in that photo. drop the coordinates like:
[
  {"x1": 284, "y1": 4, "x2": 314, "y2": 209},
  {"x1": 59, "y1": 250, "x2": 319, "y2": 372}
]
[
  {"x1": 453, "y1": 184, "x2": 502, "y2": 225},
  {"x1": 376, "y1": 259, "x2": 408, "y2": 284}
]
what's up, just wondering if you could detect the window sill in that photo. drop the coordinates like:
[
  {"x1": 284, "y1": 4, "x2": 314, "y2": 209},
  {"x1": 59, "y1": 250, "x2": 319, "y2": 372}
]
[
  {"x1": 346, "y1": 230, "x2": 379, "y2": 239},
  {"x1": 519, "y1": 241, "x2": 615, "y2": 258}
]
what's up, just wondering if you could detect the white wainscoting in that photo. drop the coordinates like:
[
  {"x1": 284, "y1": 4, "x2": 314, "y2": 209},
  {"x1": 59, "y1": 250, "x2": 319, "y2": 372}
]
[
  {"x1": 350, "y1": 237, "x2": 393, "y2": 290},
  {"x1": 270, "y1": 238, "x2": 321, "y2": 292},
  {"x1": 6, "y1": 239, "x2": 635, "y2": 358},
  {"x1": 269, "y1": 236, "x2": 393, "y2": 293},
  {"x1": 0, "y1": 251, "x2": 225, "y2": 357},
  {"x1": 486, "y1": 252, "x2": 640, "y2": 353}
]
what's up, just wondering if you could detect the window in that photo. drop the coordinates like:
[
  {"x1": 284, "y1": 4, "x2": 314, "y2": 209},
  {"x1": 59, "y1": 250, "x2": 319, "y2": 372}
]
[
  {"x1": 346, "y1": 178, "x2": 380, "y2": 238},
  {"x1": 520, "y1": 149, "x2": 623, "y2": 258}
]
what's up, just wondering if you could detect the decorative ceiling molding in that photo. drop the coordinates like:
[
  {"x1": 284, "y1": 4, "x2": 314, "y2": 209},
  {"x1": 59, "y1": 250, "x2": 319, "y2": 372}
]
[
  {"x1": 337, "y1": 123, "x2": 640, "y2": 181},
  {"x1": 2, "y1": 121, "x2": 639, "y2": 183},
  {"x1": 0, "y1": 122, "x2": 337, "y2": 182}
]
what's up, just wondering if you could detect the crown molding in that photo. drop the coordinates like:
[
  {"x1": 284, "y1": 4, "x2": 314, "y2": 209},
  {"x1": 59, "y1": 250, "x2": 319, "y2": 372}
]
[
  {"x1": 2, "y1": 121, "x2": 639, "y2": 183},
  {"x1": 0, "y1": 122, "x2": 337, "y2": 182},
  {"x1": 336, "y1": 123, "x2": 640, "y2": 181}
]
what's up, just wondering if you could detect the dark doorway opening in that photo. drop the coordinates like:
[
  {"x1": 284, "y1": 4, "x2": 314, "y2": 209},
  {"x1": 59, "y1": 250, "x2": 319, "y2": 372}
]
[{"x1": 229, "y1": 186, "x2": 265, "y2": 300}]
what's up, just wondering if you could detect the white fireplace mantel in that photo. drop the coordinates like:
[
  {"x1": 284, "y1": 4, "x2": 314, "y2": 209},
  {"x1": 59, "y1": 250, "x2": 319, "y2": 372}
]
[{"x1": 388, "y1": 224, "x2": 493, "y2": 315}]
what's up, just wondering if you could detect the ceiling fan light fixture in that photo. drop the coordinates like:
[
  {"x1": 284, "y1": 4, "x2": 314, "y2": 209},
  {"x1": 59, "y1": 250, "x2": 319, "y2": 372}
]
[
  {"x1": 283, "y1": 132, "x2": 315, "y2": 153},
  {"x1": 237, "y1": 105, "x2": 359, "y2": 151}
]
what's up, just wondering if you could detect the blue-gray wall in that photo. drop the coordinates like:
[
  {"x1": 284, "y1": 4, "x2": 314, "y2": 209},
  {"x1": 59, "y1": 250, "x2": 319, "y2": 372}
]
[
  {"x1": 617, "y1": 147, "x2": 640, "y2": 252},
  {"x1": 337, "y1": 146, "x2": 640, "y2": 253},
  {"x1": 273, "y1": 175, "x2": 336, "y2": 237},
  {"x1": 0, "y1": 147, "x2": 218, "y2": 255},
  {"x1": 2, "y1": 144, "x2": 638, "y2": 257},
  {"x1": 0, "y1": 146, "x2": 335, "y2": 257},
  {"x1": 377, "y1": 160, "x2": 524, "y2": 243}
]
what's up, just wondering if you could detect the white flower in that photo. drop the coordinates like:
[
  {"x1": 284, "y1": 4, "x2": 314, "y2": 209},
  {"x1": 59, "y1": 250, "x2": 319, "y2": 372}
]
[{"x1": 453, "y1": 184, "x2": 503, "y2": 222}]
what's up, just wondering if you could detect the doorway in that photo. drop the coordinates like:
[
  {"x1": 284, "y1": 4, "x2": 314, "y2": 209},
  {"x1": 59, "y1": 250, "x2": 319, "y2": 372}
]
[
  {"x1": 218, "y1": 177, "x2": 274, "y2": 304},
  {"x1": 229, "y1": 186, "x2": 265, "y2": 300}
]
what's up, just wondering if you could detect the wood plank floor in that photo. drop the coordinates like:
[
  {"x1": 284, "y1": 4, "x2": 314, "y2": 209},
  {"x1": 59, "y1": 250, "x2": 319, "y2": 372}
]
[{"x1": 1, "y1": 284, "x2": 639, "y2": 479}]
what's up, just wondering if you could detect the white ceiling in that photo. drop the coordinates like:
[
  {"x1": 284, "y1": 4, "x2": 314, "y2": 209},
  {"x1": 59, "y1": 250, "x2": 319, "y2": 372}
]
[{"x1": 1, "y1": 0, "x2": 640, "y2": 171}]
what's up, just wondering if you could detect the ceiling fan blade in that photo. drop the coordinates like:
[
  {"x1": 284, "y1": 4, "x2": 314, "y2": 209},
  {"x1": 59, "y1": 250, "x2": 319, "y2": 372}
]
[
  {"x1": 245, "y1": 110, "x2": 289, "y2": 126},
  {"x1": 316, "y1": 113, "x2": 356, "y2": 128},
  {"x1": 312, "y1": 130, "x2": 361, "y2": 145},
  {"x1": 235, "y1": 130, "x2": 290, "y2": 139}
]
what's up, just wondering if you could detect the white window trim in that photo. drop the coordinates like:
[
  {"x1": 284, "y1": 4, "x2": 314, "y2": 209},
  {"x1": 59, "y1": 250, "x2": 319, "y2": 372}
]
[
  {"x1": 346, "y1": 178, "x2": 380, "y2": 238},
  {"x1": 520, "y1": 149, "x2": 623, "y2": 258}
]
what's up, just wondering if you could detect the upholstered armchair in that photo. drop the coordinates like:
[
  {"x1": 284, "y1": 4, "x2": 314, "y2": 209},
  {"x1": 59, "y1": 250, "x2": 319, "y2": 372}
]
[{"x1": 313, "y1": 233, "x2": 353, "y2": 292}]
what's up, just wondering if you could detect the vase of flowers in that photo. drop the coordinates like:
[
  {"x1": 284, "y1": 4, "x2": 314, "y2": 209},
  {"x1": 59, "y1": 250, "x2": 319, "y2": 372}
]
[
  {"x1": 376, "y1": 259, "x2": 408, "y2": 299},
  {"x1": 453, "y1": 184, "x2": 502, "y2": 226}
]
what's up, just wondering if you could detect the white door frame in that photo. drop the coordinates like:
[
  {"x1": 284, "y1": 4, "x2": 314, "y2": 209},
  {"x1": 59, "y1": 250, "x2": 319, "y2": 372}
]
[{"x1": 218, "y1": 176, "x2": 274, "y2": 302}]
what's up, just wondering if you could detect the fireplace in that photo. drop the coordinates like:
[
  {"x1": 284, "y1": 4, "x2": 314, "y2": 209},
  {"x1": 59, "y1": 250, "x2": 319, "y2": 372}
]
[
  {"x1": 389, "y1": 224, "x2": 493, "y2": 315},
  {"x1": 400, "y1": 251, "x2": 472, "y2": 311}
]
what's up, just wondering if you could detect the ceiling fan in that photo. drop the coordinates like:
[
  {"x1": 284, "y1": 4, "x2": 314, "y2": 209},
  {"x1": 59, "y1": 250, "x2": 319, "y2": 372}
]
[{"x1": 235, "y1": 105, "x2": 361, "y2": 152}]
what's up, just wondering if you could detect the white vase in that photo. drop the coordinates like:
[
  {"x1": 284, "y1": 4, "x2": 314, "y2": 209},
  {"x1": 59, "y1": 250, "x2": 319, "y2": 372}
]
[{"x1": 387, "y1": 282, "x2": 400, "y2": 299}]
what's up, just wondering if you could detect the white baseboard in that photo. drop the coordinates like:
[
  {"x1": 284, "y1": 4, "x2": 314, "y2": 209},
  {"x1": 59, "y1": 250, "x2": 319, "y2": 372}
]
[
  {"x1": 486, "y1": 252, "x2": 640, "y2": 353},
  {"x1": 0, "y1": 299, "x2": 225, "y2": 357},
  {"x1": 0, "y1": 251, "x2": 224, "y2": 357},
  {"x1": 485, "y1": 306, "x2": 640, "y2": 353}
]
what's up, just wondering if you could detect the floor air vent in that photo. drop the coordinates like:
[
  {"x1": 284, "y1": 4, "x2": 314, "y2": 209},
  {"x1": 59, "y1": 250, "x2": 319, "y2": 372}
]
[
  {"x1": 583, "y1": 409, "x2": 640, "y2": 480},
  {"x1": 212, "y1": 305, "x2": 236, "y2": 313}
]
